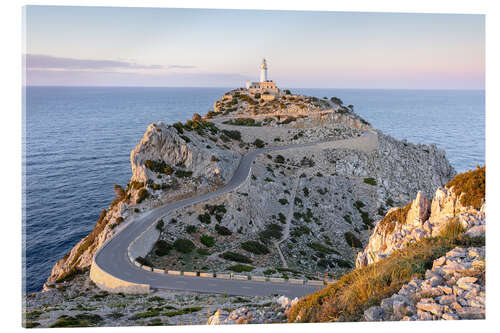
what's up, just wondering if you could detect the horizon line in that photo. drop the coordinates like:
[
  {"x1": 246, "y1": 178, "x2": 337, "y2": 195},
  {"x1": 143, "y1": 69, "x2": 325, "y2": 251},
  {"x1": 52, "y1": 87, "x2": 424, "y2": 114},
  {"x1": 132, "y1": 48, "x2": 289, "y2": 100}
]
[{"x1": 22, "y1": 85, "x2": 485, "y2": 92}]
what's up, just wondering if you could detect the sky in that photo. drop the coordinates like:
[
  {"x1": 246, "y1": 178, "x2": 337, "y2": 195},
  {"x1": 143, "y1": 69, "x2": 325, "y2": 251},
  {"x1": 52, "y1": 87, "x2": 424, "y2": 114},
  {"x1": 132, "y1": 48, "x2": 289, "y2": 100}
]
[{"x1": 23, "y1": 6, "x2": 485, "y2": 89}]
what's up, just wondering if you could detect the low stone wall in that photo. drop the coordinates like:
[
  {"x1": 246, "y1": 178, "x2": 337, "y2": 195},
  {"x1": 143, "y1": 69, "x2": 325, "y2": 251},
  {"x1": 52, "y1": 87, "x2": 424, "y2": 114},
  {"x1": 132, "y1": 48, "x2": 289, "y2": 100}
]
[
  {"x1": 233, "y1": 275, "x2": 248, "y2": 280},
  {"x1": 269, "y1": 277, "x2": 286, "y2": 283},
  {"x1": 89, "y1": 259, "x2": 149, "y2": 294},
  {"x1": 251, "y1": 276, "x2": 266, "y2": 282},
  {"x1": 288, "y1": 278, "x2": 304, "y2": 285},
  {"x1": 306, "y1": 280, "x2": 324, "y2": 286},
  {"x1": 216, "y1": 273, "x2": 231, "y2": 279}
]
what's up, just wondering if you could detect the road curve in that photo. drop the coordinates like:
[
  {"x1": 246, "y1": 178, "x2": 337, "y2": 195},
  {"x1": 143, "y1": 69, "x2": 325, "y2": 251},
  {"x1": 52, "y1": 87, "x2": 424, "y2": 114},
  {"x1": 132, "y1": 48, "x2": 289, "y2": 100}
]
[{"x1": 94, "y1": 132, "x2": 377, "y2": 298}]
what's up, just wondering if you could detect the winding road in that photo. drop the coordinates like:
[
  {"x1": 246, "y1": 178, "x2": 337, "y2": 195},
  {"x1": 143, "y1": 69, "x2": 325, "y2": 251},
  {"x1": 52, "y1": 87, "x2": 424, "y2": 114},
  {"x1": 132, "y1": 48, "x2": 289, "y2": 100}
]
[{"x1": 93, "y1": 131, "x2": 377, "y2": 298}]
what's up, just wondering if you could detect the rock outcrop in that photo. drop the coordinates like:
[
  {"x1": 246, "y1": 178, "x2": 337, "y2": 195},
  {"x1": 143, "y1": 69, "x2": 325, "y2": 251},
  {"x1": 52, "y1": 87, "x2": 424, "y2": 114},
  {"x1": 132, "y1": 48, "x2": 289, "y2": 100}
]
[
  {"x1": 130, "y1": 122, "x2": 240, "y2": 186},
  {"x1": 364, "y1": 246, "x2": 485, "y2": 321},
  {"x1": 45, "y1": 121, "x2": 240, "y2": 288},
  {"x1": 356, "y1": 186, "x2": 485, "y2": 268}
]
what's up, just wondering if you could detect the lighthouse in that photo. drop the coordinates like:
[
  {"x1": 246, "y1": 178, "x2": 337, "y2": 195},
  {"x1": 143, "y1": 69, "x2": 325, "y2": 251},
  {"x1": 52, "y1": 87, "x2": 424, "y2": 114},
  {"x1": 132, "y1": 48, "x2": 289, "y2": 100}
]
[{"x1": 260, "y1": 58, "x2": 268, "y2": 82}]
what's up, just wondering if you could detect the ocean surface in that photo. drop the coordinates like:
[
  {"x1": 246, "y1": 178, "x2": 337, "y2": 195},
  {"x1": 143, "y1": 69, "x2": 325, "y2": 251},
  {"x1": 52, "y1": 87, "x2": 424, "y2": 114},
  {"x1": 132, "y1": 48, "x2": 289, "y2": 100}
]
[{"x1": 24, "y1": 87, "x2": 485, "y2": 294}]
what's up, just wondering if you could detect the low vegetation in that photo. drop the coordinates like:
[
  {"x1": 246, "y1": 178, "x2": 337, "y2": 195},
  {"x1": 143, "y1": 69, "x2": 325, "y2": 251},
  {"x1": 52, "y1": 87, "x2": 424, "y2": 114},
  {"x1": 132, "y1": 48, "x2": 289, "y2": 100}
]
[
  {"x1": 215, "y1": 224, "x2": 232, "y2": 236},
  {"x1": 241, "y1": 241, "x2": 270, "y2": 255},
  {"x1": 220, "y1": 251, "x2": 252, "y2": 263},
  {"x1": 173, "y1": 239, "x2": 195, "y2": 254},
  {"x1": 446, "y1": 165, "x2": 485, "y2": 209},
  {"x1": 200, "y1": 234, "x2": 215, "y2": 247},
  {"x1": 344, "y1": 232, "x2": 363, "y2": 248},
  {"x1": 288, "y1": 223, "x2": 485, "y2": 323},
  {"x1": 363, "y1": 177, "x2": 377, "y2": 186},
  {"x1": 378, "y1": 202, "x2": 412, "y2": 234},
  {"x1": 222, "y1": 118, "x2": 262, "y2": 126},
  {"x1": 154, "y1": 240, "x2": 173, "y2": 256},
  {"x1": 228, "y1": 264, "x2": 254, "y2": 273},
  {"x1": 259, "y1": 223, "x2": 283, "y2": 243}
]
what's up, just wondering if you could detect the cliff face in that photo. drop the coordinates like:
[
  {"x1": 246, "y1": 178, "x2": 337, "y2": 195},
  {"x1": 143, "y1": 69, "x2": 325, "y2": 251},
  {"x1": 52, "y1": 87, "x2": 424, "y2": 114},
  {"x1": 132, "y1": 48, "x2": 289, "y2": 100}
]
[
  {"x1": 356, "y1": 186, "x2": 485, "y2": 268},
  {"x1": 45, "y1": 121, "x2": 240, "y2": 288},
  {"x1": 130, "y1": 122, "x2": 240, "y2": 186}
]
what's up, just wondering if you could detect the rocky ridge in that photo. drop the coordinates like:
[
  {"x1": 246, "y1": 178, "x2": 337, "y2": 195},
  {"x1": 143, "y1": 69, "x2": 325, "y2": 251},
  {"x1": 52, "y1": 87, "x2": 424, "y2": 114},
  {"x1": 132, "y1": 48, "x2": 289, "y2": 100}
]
[
  {"x1": 356, "y1": 186, "x2": 485, "y2": 268},
  {"x1": 364, "y1": 246, "x2": 485, "y2": 321}
]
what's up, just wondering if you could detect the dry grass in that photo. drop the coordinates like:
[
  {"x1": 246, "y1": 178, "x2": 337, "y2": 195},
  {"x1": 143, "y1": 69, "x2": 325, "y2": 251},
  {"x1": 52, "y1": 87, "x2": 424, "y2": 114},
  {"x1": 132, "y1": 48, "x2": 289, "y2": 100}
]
[
  {"x1": 446, "y1": 165, "x2": 485, "y2": 209},
  {"x1": 287, "y1": 221, "x2": 484, "y2": 323},
  {"x1": 378, "y1": 202, "x2": 412, "y2": 234}
]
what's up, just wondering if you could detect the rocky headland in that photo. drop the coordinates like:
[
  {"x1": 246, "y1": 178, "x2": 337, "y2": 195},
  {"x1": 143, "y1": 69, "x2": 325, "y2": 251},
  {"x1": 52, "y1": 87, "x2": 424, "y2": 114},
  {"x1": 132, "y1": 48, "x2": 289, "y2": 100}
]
[{"x1": 25, "y1": 88, "x2": 476, "y2": 328}]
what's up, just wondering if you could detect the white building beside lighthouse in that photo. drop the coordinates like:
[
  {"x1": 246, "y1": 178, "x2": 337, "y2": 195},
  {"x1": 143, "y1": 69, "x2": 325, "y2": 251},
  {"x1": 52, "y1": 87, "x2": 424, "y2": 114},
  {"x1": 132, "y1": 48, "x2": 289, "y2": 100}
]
[{"x1": 247, "y1": 58, "x2": 278, "y2": 97}]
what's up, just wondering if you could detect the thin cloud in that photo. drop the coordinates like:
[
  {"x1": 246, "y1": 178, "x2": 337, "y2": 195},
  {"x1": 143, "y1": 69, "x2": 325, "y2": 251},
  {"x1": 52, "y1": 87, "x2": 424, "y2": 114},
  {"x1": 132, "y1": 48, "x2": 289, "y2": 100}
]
[
  {"x1": 167, "y1": 65, "x2": 197, "y2": 69},
  {"x1": 25, "y1": 54, "x2": 164, "y2": 70}
]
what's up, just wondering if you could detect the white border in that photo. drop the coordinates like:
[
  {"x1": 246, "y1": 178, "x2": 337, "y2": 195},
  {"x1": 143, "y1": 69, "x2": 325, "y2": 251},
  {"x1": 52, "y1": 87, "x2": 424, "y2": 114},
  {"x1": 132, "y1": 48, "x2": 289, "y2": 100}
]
[{"x1": 2, "y1": 1, "x2": 497, "y2": 332}]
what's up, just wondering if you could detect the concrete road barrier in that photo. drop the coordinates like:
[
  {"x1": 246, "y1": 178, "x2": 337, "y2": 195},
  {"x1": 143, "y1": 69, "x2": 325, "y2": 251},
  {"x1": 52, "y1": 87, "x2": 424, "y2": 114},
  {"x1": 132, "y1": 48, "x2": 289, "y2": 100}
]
[
  {"x1": 183, "y1": 271, "x2": 197, "y2": 277},
  {"x1": 288, "y1": 278, "x2": 304, "y2": 285},
  {"x1": 233, "y1": 275, "x2": 248, "y2": 280},
  {"x1": 251, "y1": 276, "x2": 266, "y2": 282},
  {"x1": 216, "y1": 273, "x2": 231, "y2": 279},
  {"x1": 306, "y1": 280, "x2": 325, "y2": 286},
  {"x1": 141, "y1": 265, "x2": 153, "y2": 272},
  {"x1": 152, "y1": 268, "x2": 164, "y2": 273},
  {"x1": 167, "y1": 270, "x2": 181, "y2": 275},
  {"x1": 200, "y1": 272, "x2": 214, "y2": 278},
  {"x1": 134, "y1": 261, "x2": 142, "y2": 268},
  {"x1": 326, "y1": 279, "x2": 337, "y2": 284},
  {"x1": 269, "y1": 277, "x2": 286, "y2": 283}
]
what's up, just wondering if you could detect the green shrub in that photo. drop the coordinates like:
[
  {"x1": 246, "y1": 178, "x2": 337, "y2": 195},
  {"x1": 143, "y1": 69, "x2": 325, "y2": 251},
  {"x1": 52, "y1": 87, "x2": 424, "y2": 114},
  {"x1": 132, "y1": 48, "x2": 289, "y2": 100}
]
[
  {"x1": 200, "y1": 234, "x2": 215, "y2": 247},
  {"x1": 228, "y1": 264, "x2": 254, "y2": 272},
  {"x1": 222, "y1": 118, "x2": 262, "y2": 126},
  {"x1": 198, "y1": 213, "x2": 211, "y2": 224},
  {"x1": 241, "y1": 241, "x2": 269, "y2": 255},
  {"x1": 264, "y1": 269, "x2": 276, "y2": 275},
  {"x1": 353, "y1": 201, "x2": 365, "y2": 209},
  {"x1": 446, "y1": 165, "x2": 485, "y2": 209},
  {"x1": 144, "y1": 160, "x2": 173, "y2": 175},
  {"x1": 179, "y1": 135, "x2": 191, "y2": 143},
  {"x1": 197, "y1": 248, "x2": 210, "y2": 255},
  {"x1": 274, "y1": 155, "x2": 285, "y2": 164},
  {"x1": 278, "y1": 212, "x2": 286, "y2": 224},
  {"x1": 363, "y1": 177, "x2": 377, "y2": 186},
  {"x1": 259, "y1": 223, "x2": 283, "y2": 243},
  {"x1": 344, "y1": 232, "x2": 363, "y2": 248},
  {"x1": 343, "y1": 215, "x2": 352, "y2": 224},
  {"x1": 303, "y1": 187, "x2": 309, "y2": 197},
  {"x1": 174, "y1": 170, "x2": 193, "y2": 178},
  {"x1": 279, "y1": 198, "x2": 289, "y2": 205},
  {"x1": 186, "y1": 225, "x2": 197, "y2": 234},
  {"x1": 156, "y1": 219, "x2": 164, "y2": 231},
  {"x1": 136, "y1": 256, "x2": 151, "y2": 266},
  {"x1": 50, "y1": 314, "x2": 103, "y2": 328},
  {"x1": 173, "y1": 239, "x2": 195, "y2": 253},
  {"x1": 291, "y1": 225, "x2": 311, "y2": 237},
  {"x1": 254, "y1": 138, "x2": 265, "y2": 148},
  {"x1": 155, "y1": 240, "x2": 173, "y2": 256},
  {"x1": 307, "y1": 242, "x2": 340, "y2": 255},
  {"x1": 220, "y1": 251, "x2": 252, "y2": 263},
  {"x1": 221, "y1": 129, "x2": 241, "y2": 141},
  {"x1": 215, "y1": 224, "x2": 232, "y2": 236},
  {"x1": 136, "y1": 188, "x2": 149, "y2": 204}
]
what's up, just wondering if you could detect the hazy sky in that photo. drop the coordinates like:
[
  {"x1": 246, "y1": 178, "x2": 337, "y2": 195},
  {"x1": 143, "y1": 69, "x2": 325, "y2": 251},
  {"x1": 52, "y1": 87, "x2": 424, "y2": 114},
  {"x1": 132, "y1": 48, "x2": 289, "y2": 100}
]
[{"x1": 24, "y1": 6, "x2": 485, "y2": 89}]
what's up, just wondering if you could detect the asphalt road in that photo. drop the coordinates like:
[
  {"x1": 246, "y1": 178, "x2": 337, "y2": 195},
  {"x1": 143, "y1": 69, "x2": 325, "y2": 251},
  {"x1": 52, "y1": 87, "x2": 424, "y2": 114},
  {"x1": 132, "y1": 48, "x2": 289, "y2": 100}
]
[{"x1": 94, "y1": 134, "x2": 375, "y2": 298}]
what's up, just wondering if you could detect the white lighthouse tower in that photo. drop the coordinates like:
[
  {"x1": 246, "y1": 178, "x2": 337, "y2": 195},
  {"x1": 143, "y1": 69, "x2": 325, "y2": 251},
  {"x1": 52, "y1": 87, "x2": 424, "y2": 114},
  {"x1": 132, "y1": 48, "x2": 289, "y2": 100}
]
[{"x1": 260, "y1": 58, "x2": 268, "y2": 82}]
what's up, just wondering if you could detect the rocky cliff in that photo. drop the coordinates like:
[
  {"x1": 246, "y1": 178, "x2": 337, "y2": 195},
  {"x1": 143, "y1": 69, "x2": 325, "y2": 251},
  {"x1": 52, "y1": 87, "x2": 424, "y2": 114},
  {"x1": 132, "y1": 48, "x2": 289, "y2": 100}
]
[
  {"x1": 356, "y1": 183, "x2": 485, "y2": 268},
  {"x1": 45, "y1": 120, "x2": 240, "y2": 287}
]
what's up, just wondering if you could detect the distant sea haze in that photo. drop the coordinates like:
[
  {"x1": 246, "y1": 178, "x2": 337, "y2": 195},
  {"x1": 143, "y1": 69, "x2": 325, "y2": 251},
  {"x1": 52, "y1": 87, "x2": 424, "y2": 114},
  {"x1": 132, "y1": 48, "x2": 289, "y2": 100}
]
[{"x1": 24, "y1": 86, "x2": 485, "y2": 294}]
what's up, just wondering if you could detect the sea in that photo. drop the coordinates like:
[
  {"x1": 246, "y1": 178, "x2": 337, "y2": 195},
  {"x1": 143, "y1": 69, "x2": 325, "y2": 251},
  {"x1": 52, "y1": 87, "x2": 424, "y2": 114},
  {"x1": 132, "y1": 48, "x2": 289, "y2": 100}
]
[{"x1": 24, "y1": 87, "x2": 485, "y2": 294}]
